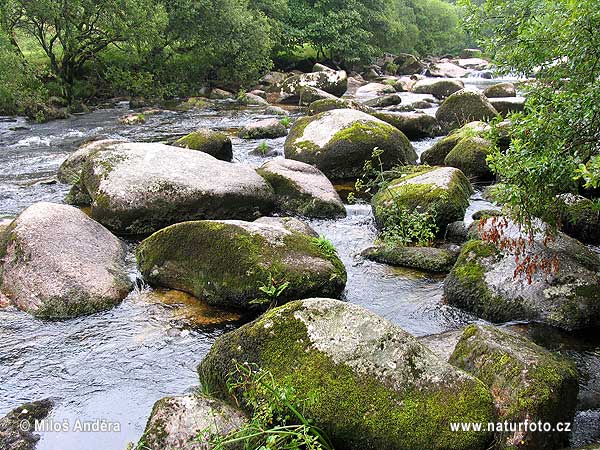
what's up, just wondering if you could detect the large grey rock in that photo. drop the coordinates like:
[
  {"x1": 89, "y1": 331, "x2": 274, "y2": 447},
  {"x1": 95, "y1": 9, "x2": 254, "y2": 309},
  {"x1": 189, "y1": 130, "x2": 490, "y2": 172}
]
[
  {"x1": 489, "y1": 97, "x2": 526, "y2": 116},
  {"x1": 0, "y1": 399, "x2": 54, "y2": 450},
  {"x1": 373, "y1": 111, "x2": 441, "y2": 139},
  {"x1": 136, "y1": 221, "x2": 347, "y2": 311},
  {"x1": 279, "y1": 70, "x2": 348, "y2": 103},
  {"x1": 436, "y1": 90, "x2": 499, "y2": 131},
  {"x1": 444, "y1": 218, "x2": 600, "y2": 330},
  {"x1": 138, "y1": 393, "x2": 247, "y2": 450},
  {"x1": 412, "y1": 78, "x2": 464, "y2": 99},
  {"x1": 427, "y1": 62, "x2": 469, "y2": 78},
  {"x1": 257, "y1": 159, "x2": 346, "y2": 218},
  {"x1": 393, "y1": 53, "x2": 425, "y2": 75},
  {"x1": 0, "y1": 202, "x2": 131, "y2": 318},
  {"x1": 284, "y1": 108, "x2": 416, "y2": 181},
  {"x1": 239, "y1": 118, "x2": 287, "y2": 139},
  {"x1": 450, "y1": 324, "x2": 578, "y2": 450},
  {"x1": 76, "y1": 142, "x2": 275, "y2": 235},
  {"x1": 58, "y1": 139, "x2": 126, "y2": 184},
  {"x1": 307, "y1": 98, "x2": 374, "y2": 115},
  {"x1": 483, "y1": 82, "x2": 517, "y2": 98},
  {"x1": 362, "y1": 244, "x2": 458, "y2": 272},
  {"x1": 455, "y1": 58, "x2": 490, "y2": 71},
  {"x1": 354, "y1": 82, "x2": 396, "y2": 101},
  {"x1": 558, "y1": 194, "x2": 600, "y2": 245},
  {"x1": 254, "y1": 216, "x2": 319, "y2": 237},
  {"x1": 420, "y1": 121, "x2": 489, "y2": 166},
  {"x1": 362, "y1": 93, "x2": 402, "y2": 108},
  {"x1": 298, "y1": 86, "x2": 339, "y2": 106},
  {"x1": 444, "y1": 136, "x2": 494, "y2": 181},
  {"x1": 173, "y1": 129, "x2": 233, "y2": 161},
  {"x1": 198, "y1": 298, "x2": 496, "y2": 450}
]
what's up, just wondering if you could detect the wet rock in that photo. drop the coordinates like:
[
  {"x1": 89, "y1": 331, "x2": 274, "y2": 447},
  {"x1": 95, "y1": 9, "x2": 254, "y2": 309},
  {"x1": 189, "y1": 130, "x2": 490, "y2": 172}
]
[
  {"x1": 444, "y1": 218, "x2": 600, "y2": 330},
  {"x1": 119, "y1": 113, "x2": 146, "y2": 125},
  {"x1": 0, "y1": 398, "x2": 54, "y2": 450},
  {"x1": 484, "y1": 82, "x2": 517, "y2": 98},
  {"x1": 138, "y1": 393, "x2": 247, "y2": 450},
  {"x1": 427, "y1": 62, "x2": 469, "y2": 78},
  {"x1": 254, "y1": 216, "x2": 319, "y2": 237},
  {"x1": 558, "y1": 194, "x2": 600, "y2": 245},
  {"x1": 362, "y1": 244, "x2": 458, "y2": 272},
  {"x1": 238, "y1": 92, "x2": 269, "y2": 106},
  {"x1": 58, "y1": 139, "x2": 126, "y2": 184},
  {"x1": 420, "y1": 121, "x2": 489, "y2": 166},
  {"x1": 284, "y1": 108, "x2": 416, "y2": 181},
  {"x1": 372, "y1": 166, "x2": 473, "y2": 232},
  {"x1": 257, "y1": 159, "x2": 346, "y2": 218},
  {"x1": 436, "y1": 90, "x2": 499, "y2": 131},
  {"x1": 209, "y1": 88, "x2": 235, "y2": 100},
  {"x1": 264, "y1": 105, "x2": 289, "y2": 116},
  {"x1": 412, "y1": 78, "x2": 465, "y2": 99},
  {"x1": 278, "y1": 70, "x2": 348, "y2": 103},
  {"x1": 77, "y1": 142, "x2": 275, "y2": 235},
  {"x1": 445, "y1": 220, "x2": 469, "y2": 243},
  {"x1": 393, "y1": 53, "x2": 425, "y2": 75},
  {"x1": 298, "y1": 86, "x2": 338, "y2": 106},
  {"x1": 362, "y1": 93, "x2": 402, "y2": 108},
  {"x1": 137, "y1": 221, "x2": 346, "y2": 311},
  {"x1": 450, "y1": 324, "x2": 578, "y2": 450},
  {"x1": 0, "y1": 202, "x2": 131, "y2": 318},
  {"x1": 239, "y1": 118, "x2": 287, "y2": 139},
  {"x1": 198, "y1": 298, "x2": 495, "y2": 450},
  {"x1": 489, "y1": 97, "x2": 526, "y2": 116},
  {"x1": 173, "y1": 129, "x2": 233, "y2": 162},
  {"x1": 444, "y1": 136, "x2": 494, "y2": 181},
  {"x1": 373, "y1": 111, "x2": 441, "y2": 139}
]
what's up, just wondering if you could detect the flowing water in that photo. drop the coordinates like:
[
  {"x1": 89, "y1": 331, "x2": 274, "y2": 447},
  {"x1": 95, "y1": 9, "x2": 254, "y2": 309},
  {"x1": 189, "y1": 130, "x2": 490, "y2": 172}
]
[{"x1": 0, "y1": 95, "x2": 598, "y2": 449}]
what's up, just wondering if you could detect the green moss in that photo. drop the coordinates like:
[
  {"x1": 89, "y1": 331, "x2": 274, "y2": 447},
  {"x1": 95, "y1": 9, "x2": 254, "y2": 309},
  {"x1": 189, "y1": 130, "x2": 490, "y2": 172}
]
[
  {"x1": 307, "y1": 98, "x2": 350, "y2": 115},
  {"x1": 199, "y1": 302, "x2": 494, "y2": 450},
  {"x1": 362, "y1": 245, "x2": 457, "y2": 273},
  {"x1": 444, "y1": 137, "x2": 493, "y2": 180}
]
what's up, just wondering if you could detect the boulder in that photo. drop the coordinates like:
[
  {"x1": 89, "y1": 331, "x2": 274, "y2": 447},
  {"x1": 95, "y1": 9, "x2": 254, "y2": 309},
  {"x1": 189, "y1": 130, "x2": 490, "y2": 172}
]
[
  {"x1": 279, "y1": 70, "x2": 348, "y2": 103},
  {"x1": 362, "y1": 93, "x2": 402, "y2": 108},
  {"x1": 307, "y1": 98, "x2": 373, "y2": 115},
  {"x1": 450, "y1": 324, "x2": 578, "y2": 450},
  {"x1": 455, "y1": 58, "x2": 490, "y2": 71},
  {"x1": 436, "y1": 90, "x2": 499, "y2": 131},
  {"x1": 558, "y1": 194, "x2": 600, "y2": 245},
  {"x1": 238, "y1": 92, "x2": 269, "y2": 106},
  {"x1": 0, "y1": 202, "x2": 131, "y2": 318},
  {"x1": 483, "y1": 82, "x2": 517, "y2": 98},
  {"x1": 354, "y1": 82, "x2": 396, "y2": 100},
  {"x1": 173, "y1": 129, "x2": 233, "y2": 161},
  {"x1": 264, "y1": 105, "x2": 288, "y2": 116},
  {"x1": 239, "y1": 118, "x2": 287, "y2": 139},
  {"x1": 198, "y1": 298, "x2": 496, "y2": 450},
  {"x1": 0, "y1": 399, "x2": 54, "y2": 450},
  {"x1": 372, "y1": 166, "x2": 473, "y2": 232},
  {"x1": 489, "y1": 97, "x2": 526, "y2": 116},
  {"x1": 284, "y1": 108, "x2": 417, "y2": 181},
  {"x1": 136, "y1": 221, "x2": 347, "y2": 310},
  {"x1": 257, "y1": 159, "x2": 346, "y2": 218},
  {"x1": 58, "y1": 139, "x2": 126, "y2": 184},
  {"x1": 209, "y1": 88, "x2": 235, "y2": 100},
  {"x1": 444, "y1": 218, "x2": 600, "y2": 330},
  {"x1": 259, "y1": 71, "x2": 288, "y2": 86},
  {"x1": 313, "y1": 63, "x2": 335, "y2": 72},
  {"x1": 445, "y1": 220, "x2": 469, "y2": 244},
  {"x1": 298, "y1": 86, "x2": 338, "y2": 106},
  {"x1": 362, "y1": 245, "x2": 457, "y2": 272},
  {"x1": 393, "y1": 53, "x2": 425, "y2": 75},
  {"x1": 444, "y1": 136, "x2": 494, "y2": 180},
  {"x1": 412, "y1": 78, "x2": 465, "y2": 99},
  {"x1": 427, "y1": 62, "x2": 469, "y2": 78},
  {"x1": 138, "y1": 393, "x2": 247, "y2": 450},
  {"x1": 254, "y1": 216, "x2": 319, "y2": 237},
  {"x1": 420, "y1": 121, "x2": 489, "y2": 166},
  {"x1": 76, "y1": 142, "x2": 275, "y2": 235},
  {"x1": 373, "y1": 112, "x2": 441, "y2": 139}
]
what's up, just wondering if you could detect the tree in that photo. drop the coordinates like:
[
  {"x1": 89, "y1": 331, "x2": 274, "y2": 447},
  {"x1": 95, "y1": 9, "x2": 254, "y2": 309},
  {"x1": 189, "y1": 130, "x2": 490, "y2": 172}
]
[
  {"x1": 9, "y1": 0, "x2": 167, "y2": 103},
  {"x1": 460, "y1": 0, "x2": 600, "y2": 231}
]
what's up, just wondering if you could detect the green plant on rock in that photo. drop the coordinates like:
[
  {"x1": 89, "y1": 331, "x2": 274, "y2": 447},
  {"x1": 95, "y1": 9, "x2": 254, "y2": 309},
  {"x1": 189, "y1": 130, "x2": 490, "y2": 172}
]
[
  {"x1": 258, "y1": 141, "x2": 270, "y2": 155},
  {"x1": 311, "y1": 236, "x2": 337, "y2": 259},
  {"x1": 251, "y1": 272, "x2": 290, "y2": 307},
  {"x1": 280, "y1": 116, "x2": 292, "y2": 127},
  {"x1": 201, "y1": 362, "x2": 334, "y2": 450}
]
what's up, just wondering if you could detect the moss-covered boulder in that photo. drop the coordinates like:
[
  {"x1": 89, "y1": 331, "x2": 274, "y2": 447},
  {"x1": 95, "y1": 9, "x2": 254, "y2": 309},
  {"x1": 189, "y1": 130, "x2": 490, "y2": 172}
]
[
  {"x1": 373, "y1": 111, "x2": 442, "y2": 139},
  {"x1": 58, "y1": 139, "x2": 126, "y2": 184},
  {"x1": 483, "y1": 82, "x2": 517, "y2": 98},
  {"x1": 444, "y1": 219, "x2": 600, "y2": 330},
  {"x1": 444, "y1": 136, "x2": 494, "y2": 181},
  {"x1": 362, "y1": 93, "x2": 402, "y2": 108},
  {"x1": 239, "y1": 118, "x2": 287, "y2": 139},
  {"x1": 420, "y1": 121, "x2": 488, "y2": 166},
  {"x1": 436, "y1": 90, "x2": 498, "y2": 131},
  {"x1": 307, "y1": 98, "x2": 374, "y2": 115},
  {"x1": 284, "y1": 109, "x2": 417, "y2": 181},
  {"x1": 0, "y1": 398, "x2": 54, "y2": 450},
  {"x1": 136, "y1": 220, "x2": 346, "y2": 310},
  {"x1": 173, "y1": 129, "x2": 233, "y2": 161},
  {"x1": 450, "y1": 324, "x2": 578, "y2": 450},
  {"x1": 412, "y1": 78, "x2": 464, "y2": 99},
  {"x1": 298, "y1": 86, "x2": 338, "y2": 106},
  {"x1": 0, "y1": 202, "x2": 132, "y2": 318},
  {"x1": 137, "y1": 393, "x2": 247, "y2": 450},
  {"x1": 489, "y1": 97, "x2": 526, "y2": 116},
  {"x1": 372, "y1": 166, "x2": 473, "y2": 232},
  {"x1": 558, "y1": 194, "x2": 600, "y2": 245},
  {"x1": 75, "y1": 142, "x2": 275, "y2": 235},
  {"x1": 278, "y1": 70, "x2": 348, "y2": 103},
  {"x1": 362, "y1": 244, "x2": 458, "y2": 272},
  {"x1": 198, "y1": 298, "x2": 496, "y2": 450},
  {"x1": 393, "y1": 53, "x2": 425, "y2": 75},
  {"x1": 257, "y1": 159, "x2": 346, "y2": 218},
  {"x1": 237, "y1": 92, "x2": 269, "y2": 106}
]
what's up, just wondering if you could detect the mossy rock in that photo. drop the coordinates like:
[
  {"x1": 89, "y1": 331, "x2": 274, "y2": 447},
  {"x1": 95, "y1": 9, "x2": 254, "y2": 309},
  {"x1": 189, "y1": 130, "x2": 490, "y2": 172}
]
[
  {"x1": 372, "y1": 166, "x2": 473, "y2": 232},
  {"x1": 198, "y1": 298, "x2": 496, "y2": 450},
  {"x1": 278, "y1": 70, "x2": 348, "y2": 103},
  {"x1": 558, "y1": 194, "x2": 600, "y2": 245},
  {"x1": 307, "y1": 98, "x2": 374, "y2": 115},
  {"x1": 58, "y1": 139, "x2": 126, "y2": 185},
  {"x1": 373, "y1": 111, "x2": 442, "y2": 139},
  {"x1": 412, "y1": 78, "x2": 465, "y2": 99},
  {"x1": 489, "y1": 97, "x2": 526, "y2": 116},
  {"x1": 239, "y1": 118, "x2": 288, "y2": 139},
  {"x1": 450, "y1": 324, "x2": 578, "y2": 450},
  {"x1": 436, "y1": 90, "x2": 499, "y2": 132},
  {"x1": 298, "y1": 86, "x2": 338, "y2": 106},
  {"x1": 362, "y1": 244, "x2": 458, "y2": 272},
  {"x1": 173, "y1": 129, "x2": 233, "y2": 162},
  {"x1": 362, "y1": 93, "x2": 402, "y2": 108},
  {"x1": 444, "y1": 219, "x2": 600, "y2": 330},
  {"x1": 136, "y1": 220, "x2": 347, "y2": 311},
  {"x1": 393, "y1": 53, "x2": 425, "y2": 75},
  {"x1": 420, "y1": 121, "x2": 489, "y2": 166},
  {"x1": 483, "y1": 82, "x2": 517, "y2": 98},
  {"x1": 0, "y1": 398, "x2": 54, "y2": 450},
  {"x1": 137, "y1": 393, "x2": 247, "y2": 450},
  {"x1": 444, "y1": 136, "x2": 494, "y2": 181},
  {"x1": 256, "y1": 159, "x2": 346, "y2": 219},
  {"x1": 284, "y1": 109, "x2": 417, "y2": 181}
]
